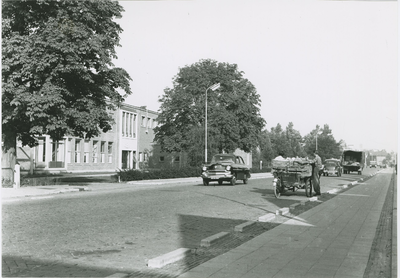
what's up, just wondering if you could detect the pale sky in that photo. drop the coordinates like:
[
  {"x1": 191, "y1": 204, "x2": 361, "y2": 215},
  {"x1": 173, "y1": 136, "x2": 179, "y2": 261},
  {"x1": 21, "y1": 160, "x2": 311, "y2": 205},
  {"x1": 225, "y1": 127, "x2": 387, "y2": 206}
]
[{"x1": 113, "y1": 0, "x2": 398, "y2": 152}]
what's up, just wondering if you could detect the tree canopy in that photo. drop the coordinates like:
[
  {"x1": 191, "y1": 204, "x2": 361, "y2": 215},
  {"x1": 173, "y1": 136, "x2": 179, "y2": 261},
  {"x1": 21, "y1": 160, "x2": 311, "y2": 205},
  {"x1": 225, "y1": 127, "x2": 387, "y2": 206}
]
[
  {"x1": 2, "y1": 0, "x2": 132, "y2": 149},
  {"x1": 303, "y1": 124, "x2": 343, "y2": 161},
  {"x1": 154, "y1": 59, "x2": 265, "y2": 164}
]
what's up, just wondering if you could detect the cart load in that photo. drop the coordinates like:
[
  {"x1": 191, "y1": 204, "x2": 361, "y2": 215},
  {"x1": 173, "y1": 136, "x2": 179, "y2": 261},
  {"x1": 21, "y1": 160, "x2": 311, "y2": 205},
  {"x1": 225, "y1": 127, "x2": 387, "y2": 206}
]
[
  {"x1": 271, "y1": 157, "x2": 314, "y2": 198},
  {"x1": 272, "y1": 157, "x2": 313, "y2": 178}
]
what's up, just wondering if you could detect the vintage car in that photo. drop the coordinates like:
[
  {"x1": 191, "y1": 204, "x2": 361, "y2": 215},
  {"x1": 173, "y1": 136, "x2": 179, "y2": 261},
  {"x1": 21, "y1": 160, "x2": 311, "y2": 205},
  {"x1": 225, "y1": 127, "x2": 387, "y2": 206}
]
[
  {"x1": 322, "y1": 158, "x2": 342, "y2": 177},
  {"x1": 201, "y1": 154, "x2": 251, "y2": 186}
]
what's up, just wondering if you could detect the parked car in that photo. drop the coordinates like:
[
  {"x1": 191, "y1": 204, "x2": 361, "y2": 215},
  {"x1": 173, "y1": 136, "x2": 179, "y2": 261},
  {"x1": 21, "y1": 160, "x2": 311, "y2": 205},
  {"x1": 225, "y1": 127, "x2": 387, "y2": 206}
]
[
  {"x1": 201, "y1": 154, "x2": 251, "y2": 186},
  {"x1": 370, "y1": 161, "x2": 377, "y2": 168},
  {"x1": 322, "y1": 159, "x2": 342, "y2": 177}
]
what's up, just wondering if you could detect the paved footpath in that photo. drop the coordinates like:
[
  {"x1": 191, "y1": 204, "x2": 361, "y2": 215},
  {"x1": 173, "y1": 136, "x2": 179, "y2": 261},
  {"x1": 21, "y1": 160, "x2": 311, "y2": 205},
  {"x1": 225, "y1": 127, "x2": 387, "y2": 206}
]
[{"x1": 178, "y1": 169, "x2": 397, "y2": 278}]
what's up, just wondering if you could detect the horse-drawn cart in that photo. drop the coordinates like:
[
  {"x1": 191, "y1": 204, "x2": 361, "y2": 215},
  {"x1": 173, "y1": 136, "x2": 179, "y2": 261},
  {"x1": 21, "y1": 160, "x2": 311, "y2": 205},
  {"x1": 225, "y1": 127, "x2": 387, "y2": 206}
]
[{"x1": 272, "y1": 158, "x2": 315, "y2": 198}]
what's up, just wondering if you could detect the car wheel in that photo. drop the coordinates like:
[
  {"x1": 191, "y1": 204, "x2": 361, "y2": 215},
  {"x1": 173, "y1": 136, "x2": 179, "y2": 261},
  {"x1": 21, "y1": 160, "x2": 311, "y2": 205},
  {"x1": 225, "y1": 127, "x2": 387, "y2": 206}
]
[
  {"x1": 230, "y1": 175, "x2": 236, "y2": 186},
  {"x1": 243, "y1": 175, "x2": 248, "y2": 184},
  {"x1": 274, "y1": 178, "x2": 281, "y2": 198},
  {"x1": 305, "y1": 178, "x2": 313, "y2": 197},
  {"x1": 203, "y1": 180, "x2": 209, "y2": 186},
  {"x1": 218, "y1": 181, "x2": 223, "y2": 185},
  {"x1": 337, "y1": 172, "x2": 340, "y2": 177}
]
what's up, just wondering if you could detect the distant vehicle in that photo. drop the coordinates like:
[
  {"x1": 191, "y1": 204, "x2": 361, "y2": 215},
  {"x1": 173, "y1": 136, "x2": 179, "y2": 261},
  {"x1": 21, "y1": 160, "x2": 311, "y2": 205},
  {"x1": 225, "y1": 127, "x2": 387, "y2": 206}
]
[
  {"x1": 342, "y1": 149, "x2": 365, "y2": 175},
  {"x1": 370, "y1": 161, "x2": 377, "y2": 168},
  {"x1": 201, "y1": 154, "x2": 251, "y2": 186},
  {"x1": 323, "y1": 159, "x2": 342, "y2": 177}
]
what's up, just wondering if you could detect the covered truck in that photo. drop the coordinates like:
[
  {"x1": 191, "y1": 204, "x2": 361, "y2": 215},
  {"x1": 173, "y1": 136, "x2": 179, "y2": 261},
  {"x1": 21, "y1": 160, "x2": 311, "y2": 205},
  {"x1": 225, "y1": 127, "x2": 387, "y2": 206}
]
[{"x1": 342, "y1": 149, "x2": 365, "y2": 175}]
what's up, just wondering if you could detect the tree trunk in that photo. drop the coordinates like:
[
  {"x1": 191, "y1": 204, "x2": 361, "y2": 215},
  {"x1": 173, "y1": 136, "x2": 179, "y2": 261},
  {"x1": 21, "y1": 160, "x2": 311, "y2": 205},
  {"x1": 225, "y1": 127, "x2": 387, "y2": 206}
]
[{"x1": 2, "y1": 133, "x2": 17, "y2": 185}]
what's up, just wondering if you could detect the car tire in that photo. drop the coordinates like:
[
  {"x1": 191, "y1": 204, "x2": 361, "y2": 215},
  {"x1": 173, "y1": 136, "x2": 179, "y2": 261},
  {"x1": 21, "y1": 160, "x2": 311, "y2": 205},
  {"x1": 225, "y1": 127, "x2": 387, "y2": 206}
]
[
  {"x1": 274, "y1": 178, "x2": 281, "y2": 198},
  {"x1": 203, "y1": 180, "x2": 209, "y2": 186},
  {"x1": 243, "y1": 175, "x2": 248, "y2": 184},
  {"x1": 218, "y1": 181, "x2": 223, "y2": 185},
  {"x1": 230, "y1": 175, "x2": 236, "y2": 186}
]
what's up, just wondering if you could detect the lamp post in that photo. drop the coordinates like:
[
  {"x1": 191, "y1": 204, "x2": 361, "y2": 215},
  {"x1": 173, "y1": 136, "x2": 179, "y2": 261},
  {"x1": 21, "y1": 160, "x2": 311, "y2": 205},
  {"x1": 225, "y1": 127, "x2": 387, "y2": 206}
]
[
  {"x1": 316, "y1": 130, "x2": 322, "y2": 151},
  {"x1": 205, "y1": 83, "x2": 220, "y2": 163}
]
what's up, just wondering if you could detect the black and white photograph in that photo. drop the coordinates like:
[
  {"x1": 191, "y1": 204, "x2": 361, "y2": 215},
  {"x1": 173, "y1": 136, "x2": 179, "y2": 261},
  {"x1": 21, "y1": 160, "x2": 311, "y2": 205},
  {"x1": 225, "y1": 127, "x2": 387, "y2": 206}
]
[{"x1": 2, "y1": 0, "x2": 398, "y2": 277}]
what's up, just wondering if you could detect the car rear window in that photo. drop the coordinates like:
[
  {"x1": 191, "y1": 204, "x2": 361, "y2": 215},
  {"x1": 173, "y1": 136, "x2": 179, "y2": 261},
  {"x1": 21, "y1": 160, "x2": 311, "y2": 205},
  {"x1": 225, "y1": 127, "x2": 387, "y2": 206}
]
[{"x1": 211, "y1": 156, "x2": 235, "y2": 163}]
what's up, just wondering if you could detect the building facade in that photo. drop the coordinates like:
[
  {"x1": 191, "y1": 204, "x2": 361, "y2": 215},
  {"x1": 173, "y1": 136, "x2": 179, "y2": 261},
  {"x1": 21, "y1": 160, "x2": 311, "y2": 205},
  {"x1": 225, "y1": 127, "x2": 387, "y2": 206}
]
[
  {"x1": 15, "y1": 104, "x2": 158, "y2": 174},
  {"x1": 14, "y1": 103, "x2": 252, "y2": 174}
]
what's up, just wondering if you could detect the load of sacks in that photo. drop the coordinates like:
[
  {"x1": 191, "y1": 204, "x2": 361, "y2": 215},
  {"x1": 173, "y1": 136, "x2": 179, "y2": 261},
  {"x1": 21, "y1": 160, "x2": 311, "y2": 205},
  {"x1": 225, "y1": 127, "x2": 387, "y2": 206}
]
[{"x1": 272, "y1": 156, "x2": 312, "y2": 170}]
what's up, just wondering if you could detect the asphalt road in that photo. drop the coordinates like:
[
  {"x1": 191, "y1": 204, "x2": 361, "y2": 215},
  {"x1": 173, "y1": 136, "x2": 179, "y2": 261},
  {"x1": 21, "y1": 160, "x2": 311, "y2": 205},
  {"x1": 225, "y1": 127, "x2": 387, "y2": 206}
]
[{"x1": 2, "y1": 168, "x2": 379, "y2": 277}]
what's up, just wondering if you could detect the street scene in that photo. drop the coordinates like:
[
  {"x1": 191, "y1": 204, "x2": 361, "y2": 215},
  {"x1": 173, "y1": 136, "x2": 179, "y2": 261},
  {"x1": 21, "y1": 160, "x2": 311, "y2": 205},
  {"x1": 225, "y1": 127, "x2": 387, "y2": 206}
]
[
  {"x1": 1, "y1": 1, "x2": 398, "y2": 278},
  {"x1": 2, "y1": 167, "x2": 397, "y2": 277}
]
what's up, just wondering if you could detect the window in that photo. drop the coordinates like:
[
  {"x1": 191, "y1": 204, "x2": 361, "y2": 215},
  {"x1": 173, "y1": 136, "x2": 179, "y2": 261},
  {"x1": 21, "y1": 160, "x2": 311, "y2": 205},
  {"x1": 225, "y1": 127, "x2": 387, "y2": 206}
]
[
  {"x1": 83, "y1": 140, "x2": 90, "y2": 163},
  {"x1": 67, "y1": 138, "x2": 73, "y2": 163},
  {"x1": 147, "y1": 118, "x2": 151, "y2": 128},
  {"x1": 75, "y1": 139, "x2": 81, "y2": 163},
  {"x1": 122, "y1": 112, "x2": 125, "y2": 136},
  {"x1": 50, "y1": 140, "x2": 65, "y2": 168},
  {"x1": 108, "y1": 142, "x2": 113, "y2": 163},
  {"x1": 122, "y1": 112, "x2": 137, "y2": 138},
  {"x1": 37, "y1": 137, "x2": 46, "y2": 162},
  {"x1": 159, "y1": 156, "x2": 165, "y2": 162},
  {"x1": 141, "y1": 116, "x2": 146, "y2": 127},
  {"x1": 92, "y1": 140, "x2": 98, "y2": 163},
  {"x1": 101, "y1": 141, "x2": 106, "y2": 163},
  {"x1": 174, "y1": 156, "x2": 180, "y2": 162}
]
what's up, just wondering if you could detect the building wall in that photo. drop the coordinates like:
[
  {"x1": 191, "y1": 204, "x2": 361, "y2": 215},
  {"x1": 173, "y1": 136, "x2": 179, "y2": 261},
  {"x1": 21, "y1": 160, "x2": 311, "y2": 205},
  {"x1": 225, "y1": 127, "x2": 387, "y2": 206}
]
[{"x1": 14, "y1": 103, "x2": 253, "y2": 173}]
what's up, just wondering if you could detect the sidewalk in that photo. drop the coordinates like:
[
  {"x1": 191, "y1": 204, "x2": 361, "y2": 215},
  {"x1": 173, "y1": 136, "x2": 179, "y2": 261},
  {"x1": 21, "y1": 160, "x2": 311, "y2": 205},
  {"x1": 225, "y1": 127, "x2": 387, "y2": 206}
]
[
  {"x1": 177, "y1": 169, "x2": 396, "y2": 278},
  {"x1": 1, "y1": 172, "x2": 272, "y2": 201}
]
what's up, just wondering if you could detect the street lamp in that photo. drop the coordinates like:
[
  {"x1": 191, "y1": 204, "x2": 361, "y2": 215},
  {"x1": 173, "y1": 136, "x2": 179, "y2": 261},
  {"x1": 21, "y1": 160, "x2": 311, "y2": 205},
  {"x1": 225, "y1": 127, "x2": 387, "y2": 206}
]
[
  {"x1": 315, "y1": 130, "x2": 323, "y2": 151},
  {"x1": 205, "y1": 83, "x2": 220, "y2": 163}
]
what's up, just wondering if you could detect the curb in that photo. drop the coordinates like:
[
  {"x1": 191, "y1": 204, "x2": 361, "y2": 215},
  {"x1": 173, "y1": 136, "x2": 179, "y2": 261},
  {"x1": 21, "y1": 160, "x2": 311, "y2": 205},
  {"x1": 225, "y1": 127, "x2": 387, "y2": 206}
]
[
  {"x1": 234, "y1": 221, "x2": 257, "y2": 232},
  {"x1": 200, "y1": 232, "x2": 230, "y2": 247},
  {"x1": 258, "y1": 213, "x2": 276, "y2": 222},
  {"x1": 147, "y1": 248, "x2": 191, "y2": 268}
]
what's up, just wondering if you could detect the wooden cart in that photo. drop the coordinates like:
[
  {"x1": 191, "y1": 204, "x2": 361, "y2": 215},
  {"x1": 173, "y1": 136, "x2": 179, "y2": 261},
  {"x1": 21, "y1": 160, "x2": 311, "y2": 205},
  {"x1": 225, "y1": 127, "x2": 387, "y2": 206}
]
[{"x1": 271, "y1": 159, "x2": 314, "y2": 198}]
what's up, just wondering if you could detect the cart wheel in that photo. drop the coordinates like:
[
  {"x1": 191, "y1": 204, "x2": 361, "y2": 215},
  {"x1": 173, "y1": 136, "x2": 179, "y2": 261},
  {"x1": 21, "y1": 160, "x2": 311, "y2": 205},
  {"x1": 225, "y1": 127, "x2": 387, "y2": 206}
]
[
  {"x1": 305, "y1": 178, "x2": 313, "y2": 197},
  {"x1": 230, "y1": 175, "x2": 236, "y2": 186},
  {"x1": 218, "y1": 181, "x2": 223, "y2": 185},
  {"x1": 274, "y1": 179, "x2": 281, "y2": 198},
  {"x1": 203, "y1": 179, "x2": 209, "y2": 186}
]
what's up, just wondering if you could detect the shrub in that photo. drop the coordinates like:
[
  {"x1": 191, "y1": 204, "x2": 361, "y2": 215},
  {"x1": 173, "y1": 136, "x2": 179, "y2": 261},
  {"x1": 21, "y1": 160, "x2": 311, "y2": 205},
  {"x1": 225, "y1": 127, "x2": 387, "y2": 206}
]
[
  {"x1": 118, "y1": 167, "x2": 202, "y2": 181},
  {"x1": 250, "y1": 167, "x2": 271, "y2": 174}
]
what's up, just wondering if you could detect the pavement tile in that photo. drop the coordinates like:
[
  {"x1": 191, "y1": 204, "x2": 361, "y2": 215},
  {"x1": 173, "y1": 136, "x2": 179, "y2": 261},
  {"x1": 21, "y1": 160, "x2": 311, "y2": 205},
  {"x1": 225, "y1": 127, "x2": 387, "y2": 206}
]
[{"x1": 246, "y1": 262, "x2": 280, "y2": 276}]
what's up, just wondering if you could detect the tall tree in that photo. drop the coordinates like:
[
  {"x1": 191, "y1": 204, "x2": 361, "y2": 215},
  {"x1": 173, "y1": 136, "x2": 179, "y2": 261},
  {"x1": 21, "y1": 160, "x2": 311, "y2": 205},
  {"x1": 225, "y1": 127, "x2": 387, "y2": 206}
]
[
  {"x1": 285, "y1": 122, "x2": 306, "y2": 158},
  {"x1": 269, "y1": 123, "x2": 289, "y2": 157},
  {"x1": 2, "y1": 0, "x2": 132, "y2": 181},
  {"x1": 154, "y1": 59, "x2": 265, "y2": 164},
  {"x1": 303, "y1": 124, "x2": 342, "y2": 161}
]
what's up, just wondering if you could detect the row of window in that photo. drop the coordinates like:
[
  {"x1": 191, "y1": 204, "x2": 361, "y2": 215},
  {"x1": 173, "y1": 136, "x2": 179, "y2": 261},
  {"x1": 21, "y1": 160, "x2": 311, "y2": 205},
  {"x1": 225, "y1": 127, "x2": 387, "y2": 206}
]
[
  {"x1": 69, "y1": 139, "x2": 113, "y2": 164},
  {"x1": 121, "y1": 111, "x2": 157, "y2": 138}
]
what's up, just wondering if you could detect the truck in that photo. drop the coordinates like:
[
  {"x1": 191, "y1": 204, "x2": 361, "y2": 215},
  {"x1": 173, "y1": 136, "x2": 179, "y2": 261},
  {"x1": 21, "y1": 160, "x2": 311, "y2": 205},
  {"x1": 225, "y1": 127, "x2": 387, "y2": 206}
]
[{"x1": 342, "y1": 149, "x2": 365, "y2": 175}]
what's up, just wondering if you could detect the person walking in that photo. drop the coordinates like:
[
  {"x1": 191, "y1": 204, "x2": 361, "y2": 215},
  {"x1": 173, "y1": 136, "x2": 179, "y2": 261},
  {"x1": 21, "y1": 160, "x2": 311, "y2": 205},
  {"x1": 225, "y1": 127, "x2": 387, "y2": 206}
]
[{"x1": 313, "y1": 150, "x2": 322, "y2": 195}]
